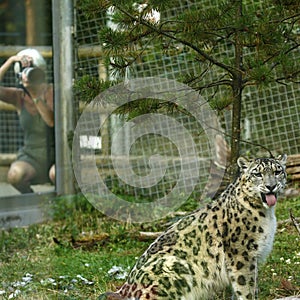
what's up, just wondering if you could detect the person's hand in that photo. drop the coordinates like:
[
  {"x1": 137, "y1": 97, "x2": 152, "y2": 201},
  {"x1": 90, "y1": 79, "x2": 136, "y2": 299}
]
[
  {"x1": 0, "y1": 54, "x2": 33, "y2": 82},
  {"x1": 8, "y1": 55, "x2": 32, "y2": 68},
  {"x1": 19, "y1": 55, "x2": 33, "y2": 68}
]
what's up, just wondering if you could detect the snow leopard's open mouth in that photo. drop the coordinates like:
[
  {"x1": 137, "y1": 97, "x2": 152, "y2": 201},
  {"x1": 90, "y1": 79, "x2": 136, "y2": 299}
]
[{"x1": 261, "y1": 193, "x2": 277, "y2": 207}]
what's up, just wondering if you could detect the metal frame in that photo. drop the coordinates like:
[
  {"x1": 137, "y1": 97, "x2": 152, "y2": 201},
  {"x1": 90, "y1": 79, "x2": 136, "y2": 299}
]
[
  {"x1": 0, "y1": 1, "x2": 75, "y2": 228},
  {"x1": 0, "y1": 192, "x2": 55, "y2": 228}
]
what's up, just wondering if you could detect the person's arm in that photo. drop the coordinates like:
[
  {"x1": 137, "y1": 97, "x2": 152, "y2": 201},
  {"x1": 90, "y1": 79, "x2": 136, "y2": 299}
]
[
  {"x1": 0, "y1": 56, "x2": 19, "y2": 81},
  {"x1": 0, "y1": 55, "x2": 32, "y2": 82},
  {"x1": 0, "y1": 86, "x2": 21, "y2": 107},
  {"x1": 0, "y1": 56, "x2": 23, "y2": 108}
]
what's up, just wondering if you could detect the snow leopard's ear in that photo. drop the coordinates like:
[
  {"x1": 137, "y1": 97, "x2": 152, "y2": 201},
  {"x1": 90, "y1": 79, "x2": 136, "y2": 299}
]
[
  {"x1": 237, "y1": 156, "x2": 251, "y2": 173},
  {"x1": 277, "y1": 154, "x2": 287, "y2": 167}
]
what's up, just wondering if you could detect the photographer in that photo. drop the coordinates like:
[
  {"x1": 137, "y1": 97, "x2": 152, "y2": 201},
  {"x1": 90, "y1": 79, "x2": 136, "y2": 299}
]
[{"x1": 0, "y1": 49, "x2": 55, "y2": 193}]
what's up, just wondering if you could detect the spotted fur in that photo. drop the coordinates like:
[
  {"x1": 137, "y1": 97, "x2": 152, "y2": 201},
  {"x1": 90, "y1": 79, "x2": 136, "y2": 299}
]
[{"x1": 99, "y1": 155, "x2": 287, "y2": 300}]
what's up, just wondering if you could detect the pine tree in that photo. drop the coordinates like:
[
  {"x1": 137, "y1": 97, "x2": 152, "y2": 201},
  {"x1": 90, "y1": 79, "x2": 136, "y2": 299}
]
[{"x1": 76, "y1": 0, "x2": 300, "y2": 177}]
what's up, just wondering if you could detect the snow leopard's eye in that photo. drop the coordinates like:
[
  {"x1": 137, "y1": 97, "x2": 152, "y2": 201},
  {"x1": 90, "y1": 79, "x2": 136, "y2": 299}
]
[
  {"x1": 252, "y1": 171, "x2": 262, "y2": 178},
  {"x1": 274, "y1": 170, "x2": 283, "y2": 176}
]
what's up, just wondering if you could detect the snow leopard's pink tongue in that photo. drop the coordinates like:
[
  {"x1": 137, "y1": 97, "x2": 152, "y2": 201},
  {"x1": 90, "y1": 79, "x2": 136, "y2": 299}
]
[{"x1": 266, "y1": 194, "x2": 277, "y2": 207}]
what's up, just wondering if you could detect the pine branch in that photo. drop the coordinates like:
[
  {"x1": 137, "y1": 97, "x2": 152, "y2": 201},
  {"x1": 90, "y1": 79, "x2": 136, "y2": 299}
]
[
  {"x1": 114, "y1": 5, "x2": 236, "y2": 76},
  {"x1": 195, "y1": 79, "x2": 233, "y2": 92}
]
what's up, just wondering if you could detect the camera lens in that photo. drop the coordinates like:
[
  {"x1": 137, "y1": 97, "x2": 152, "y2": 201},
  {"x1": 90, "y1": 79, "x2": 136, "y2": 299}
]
[{"x1": 23, "y1": 67, "x2": 45, "y2": 85}]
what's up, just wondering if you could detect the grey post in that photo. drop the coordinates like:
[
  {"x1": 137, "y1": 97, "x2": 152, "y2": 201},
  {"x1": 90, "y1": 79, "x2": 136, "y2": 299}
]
[{"x1": 52, "y1": 0, "x2": 75, "y2": 195}]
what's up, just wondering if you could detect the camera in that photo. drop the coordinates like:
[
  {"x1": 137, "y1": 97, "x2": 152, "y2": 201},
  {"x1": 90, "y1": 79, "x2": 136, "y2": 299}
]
[
  {"x1": 15, "y1": 63, "x2": 45, "y2": 86},
  {"x1": 14, "y1": 59, "x2": 33, "y2": 85}
]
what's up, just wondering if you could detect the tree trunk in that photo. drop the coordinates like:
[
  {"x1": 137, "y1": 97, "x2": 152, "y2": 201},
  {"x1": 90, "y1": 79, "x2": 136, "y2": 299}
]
[{"x1": 229, "y1": 0, "x2": 243, "y2": 178}]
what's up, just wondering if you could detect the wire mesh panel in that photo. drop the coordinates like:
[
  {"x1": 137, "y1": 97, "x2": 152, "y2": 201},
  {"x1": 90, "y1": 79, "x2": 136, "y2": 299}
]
[
  {"x1": 74, "y1": 0, "x2": 300, "y2": 221},
  {"x1": 0, "y1": 61, "x2": 23, "y2": 154},
  {"x1": 242, "y1": 82, "x2": 300, "y2": 155}
]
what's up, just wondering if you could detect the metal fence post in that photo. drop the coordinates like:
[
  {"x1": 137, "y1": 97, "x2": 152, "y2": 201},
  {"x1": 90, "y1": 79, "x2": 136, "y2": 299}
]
[{"x1": 52, "y1": 0, "x2": 75, "y2": 195}]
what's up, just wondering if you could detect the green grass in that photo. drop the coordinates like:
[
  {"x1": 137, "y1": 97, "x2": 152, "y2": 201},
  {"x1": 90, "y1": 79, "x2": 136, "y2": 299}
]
[{"x1": 0, "y1": 195, "x2": 299, "y2": 299}]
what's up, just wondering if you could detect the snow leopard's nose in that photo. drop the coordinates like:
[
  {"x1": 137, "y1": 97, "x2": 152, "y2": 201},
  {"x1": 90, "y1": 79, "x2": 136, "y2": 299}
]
[{"x1": 266, "y1": 185, "x2": 276, "y2": 193}]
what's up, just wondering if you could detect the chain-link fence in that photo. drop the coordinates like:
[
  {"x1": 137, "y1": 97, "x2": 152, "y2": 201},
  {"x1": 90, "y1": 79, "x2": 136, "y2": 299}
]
[
  {"x1": 73, "y1": 1, "x2": 299, "y2": 216},
  {"x1": 0, "y1": 1, "x2": 298, "y2": 209}
]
